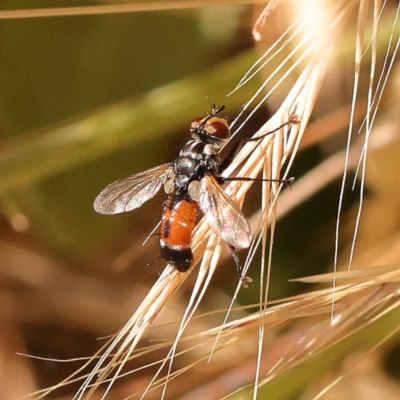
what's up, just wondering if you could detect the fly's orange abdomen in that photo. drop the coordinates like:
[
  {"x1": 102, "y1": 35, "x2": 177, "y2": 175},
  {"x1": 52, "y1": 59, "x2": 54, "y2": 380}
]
[{"x1": 160, "y1": 191, "x2": 199, "y2": 272}]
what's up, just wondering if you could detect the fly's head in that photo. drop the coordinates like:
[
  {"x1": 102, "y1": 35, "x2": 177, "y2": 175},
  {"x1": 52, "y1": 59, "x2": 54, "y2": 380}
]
[{"x1": 189, "y1": 104, "x2": 230, "y2": 147}]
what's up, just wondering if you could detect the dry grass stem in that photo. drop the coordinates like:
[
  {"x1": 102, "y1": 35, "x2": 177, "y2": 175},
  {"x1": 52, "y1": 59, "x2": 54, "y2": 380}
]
[
  {"x1": 130, "y1": 265, "x2": 400, "y2": 398},
  {"x1": 0, "y1": 1, "x2": 278, "y2": 19},
  {"x1": 24, "y1": 1, "x2": 400, "y2": 399},
  {"x1": 61, "y1": 3, "x2": 338, "y2": 397}
]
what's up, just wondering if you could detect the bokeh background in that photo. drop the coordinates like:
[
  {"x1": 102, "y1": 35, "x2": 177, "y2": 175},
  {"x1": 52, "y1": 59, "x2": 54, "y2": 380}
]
[{"x1": 1, "y1": 1, "x2": 400, "y2": 399}]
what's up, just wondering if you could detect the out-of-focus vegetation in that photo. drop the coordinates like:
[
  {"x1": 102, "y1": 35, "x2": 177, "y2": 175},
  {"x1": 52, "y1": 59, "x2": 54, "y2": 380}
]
[{"x1": 1, "y1": 1, "x2": 400, "y2": 399}]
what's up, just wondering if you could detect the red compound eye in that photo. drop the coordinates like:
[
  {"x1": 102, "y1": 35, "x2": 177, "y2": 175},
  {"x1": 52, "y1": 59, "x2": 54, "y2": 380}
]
[
  {"x1": 190, "y1": 117, "x2": 203, "y2": 130},
  {"x1": 205, "y1": 120, "x2": 230, "y2": 140}
]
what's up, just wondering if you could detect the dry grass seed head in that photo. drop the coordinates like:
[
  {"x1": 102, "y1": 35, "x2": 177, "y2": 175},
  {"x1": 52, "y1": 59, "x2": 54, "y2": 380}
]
[{"x1": 27, "y1": 1, "x2": 400, "y2": 399}]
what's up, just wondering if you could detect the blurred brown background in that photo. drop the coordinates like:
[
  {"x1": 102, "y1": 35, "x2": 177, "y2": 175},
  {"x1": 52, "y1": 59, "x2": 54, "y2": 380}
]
[{"x1": 1, "y1": 1, "x2": 400, "y2": 399}]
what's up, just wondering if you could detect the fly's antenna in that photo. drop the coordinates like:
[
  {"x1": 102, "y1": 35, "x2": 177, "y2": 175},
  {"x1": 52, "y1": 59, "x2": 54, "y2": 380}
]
[
  {"x1": 198, "y1": 103, "x2": 219, "y2": 130},
  {"x1": 206, "y1": 97, "x2": 214, "y2": 114},
  {"x1": 206, "y1": 102, "x2": 225, "y2": 117},
  {"x1": 212, "y1": 104, "x2": 225, "y2": 116}
]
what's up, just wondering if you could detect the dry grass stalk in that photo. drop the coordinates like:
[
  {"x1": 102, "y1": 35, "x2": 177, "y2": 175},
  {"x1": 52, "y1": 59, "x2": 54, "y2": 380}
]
[
  {"x1": 25, "y1": 0, "x2": 400, "y2": 399},
  {"x1": 0, "y1": 1, "x2": 286, "y2": 19},
  {"x1": 58, "y1": 6, "x2": 334, "y2": 399},
  {"x1": 115, "y1": 265, "x2": 400, "y2": 398}
]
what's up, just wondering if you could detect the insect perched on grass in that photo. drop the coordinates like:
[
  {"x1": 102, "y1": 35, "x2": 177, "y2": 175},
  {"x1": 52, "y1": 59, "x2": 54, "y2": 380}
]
[{"x1": 94, "y1": 105, "x2": 294, "y2": 285}]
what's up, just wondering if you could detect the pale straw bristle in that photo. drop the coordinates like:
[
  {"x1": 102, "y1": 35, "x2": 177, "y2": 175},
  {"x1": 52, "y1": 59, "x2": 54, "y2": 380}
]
[{"x1": 27, "y1": 1, "x2": 400, "y2": 399}]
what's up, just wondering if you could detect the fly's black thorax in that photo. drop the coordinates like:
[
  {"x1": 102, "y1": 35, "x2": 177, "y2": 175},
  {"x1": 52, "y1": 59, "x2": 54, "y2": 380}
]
[{"x1": 173, "y1": 140, "x2": 220, "y2": 189}]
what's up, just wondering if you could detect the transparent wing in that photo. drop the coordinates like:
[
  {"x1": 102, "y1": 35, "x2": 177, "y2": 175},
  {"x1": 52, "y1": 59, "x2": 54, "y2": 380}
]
[
  {"x1": 197, "y1": 175, "x2": 251, "y2": 249},
  {"x1": 94, "y1": 163, "x2": 172, "y2": 214}
]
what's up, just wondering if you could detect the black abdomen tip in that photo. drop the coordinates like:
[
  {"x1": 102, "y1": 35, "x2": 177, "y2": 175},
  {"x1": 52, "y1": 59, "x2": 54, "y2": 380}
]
[{"x1": 160, "y1": 246, "x2": 193, "y2": 272}]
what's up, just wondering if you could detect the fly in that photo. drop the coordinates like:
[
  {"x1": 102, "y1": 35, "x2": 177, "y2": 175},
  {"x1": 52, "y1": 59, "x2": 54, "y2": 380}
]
[{"x1": 94, "y1": 105, "x2": 294, "y2": 286}]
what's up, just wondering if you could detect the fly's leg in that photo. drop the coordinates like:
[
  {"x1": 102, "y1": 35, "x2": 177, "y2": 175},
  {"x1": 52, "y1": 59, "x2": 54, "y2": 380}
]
[
  {"x1": 219, "y1": 116, "x2": 299, "y2": 173},
  {"x1": 146, "y1": 254, "x2": 163, "y2": 267},
  {"x1": 229, "y1": 245, "x2": 252, "y2": 288},
  {"x1": 222, "y1": 176, "x2": 294, "y2": 187}
]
